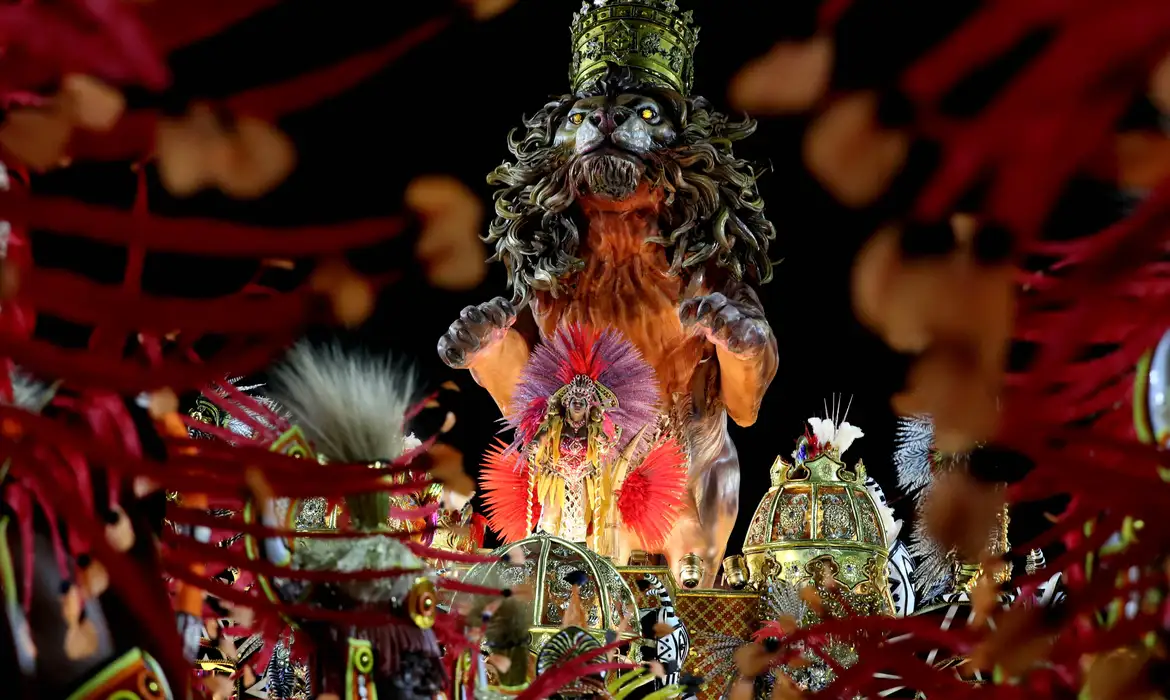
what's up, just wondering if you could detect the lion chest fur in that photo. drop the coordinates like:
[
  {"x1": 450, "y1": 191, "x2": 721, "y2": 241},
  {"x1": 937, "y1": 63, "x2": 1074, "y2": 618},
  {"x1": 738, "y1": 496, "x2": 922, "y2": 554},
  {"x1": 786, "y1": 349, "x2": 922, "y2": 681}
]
[{"x1": 532, "y1": 191, "x2": 710, "y2": 403}]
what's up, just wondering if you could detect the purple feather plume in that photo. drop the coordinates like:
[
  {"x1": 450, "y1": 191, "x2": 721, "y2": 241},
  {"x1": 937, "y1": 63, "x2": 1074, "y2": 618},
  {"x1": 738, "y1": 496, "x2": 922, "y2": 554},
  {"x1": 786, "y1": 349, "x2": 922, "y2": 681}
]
[{"x1": 505, "y1": 324, "x2": 661, "y2": 451}]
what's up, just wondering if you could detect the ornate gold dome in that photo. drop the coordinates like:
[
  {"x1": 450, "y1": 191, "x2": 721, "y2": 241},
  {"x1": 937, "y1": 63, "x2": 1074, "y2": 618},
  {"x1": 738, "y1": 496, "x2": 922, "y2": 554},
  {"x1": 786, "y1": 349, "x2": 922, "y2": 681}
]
[
  {"x1": 456, "y1": 534, "x2": 641, "y2": 652},
  {"x1": 742, "y1": 452, "x2": 894, "y2": 617}
]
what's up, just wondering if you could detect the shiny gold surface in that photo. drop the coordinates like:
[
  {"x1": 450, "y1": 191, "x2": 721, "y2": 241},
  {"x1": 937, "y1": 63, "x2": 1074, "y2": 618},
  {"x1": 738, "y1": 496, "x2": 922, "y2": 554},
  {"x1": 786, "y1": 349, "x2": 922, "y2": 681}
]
[
  {"x1": 722, "y1": 555, "x2": 748, "y2": 589},
  {"x1": 679, "y1": 552, "x2": 704, "y2": 588},
  {"x1": 455, "y1": 534, "x2": 641, "y2": 655},
  {"x1": 627, "y1": 550, "x2": 652, "y2": 567},
  {"x1": 743, "y1": 453, "x2": 895, "y2": 617},
  {"x1": 407, "y1": 577, "x2": 438, "y2": 629},
  {"x1": 569, "y1": 0, "x2": 700, "y2": 95}
]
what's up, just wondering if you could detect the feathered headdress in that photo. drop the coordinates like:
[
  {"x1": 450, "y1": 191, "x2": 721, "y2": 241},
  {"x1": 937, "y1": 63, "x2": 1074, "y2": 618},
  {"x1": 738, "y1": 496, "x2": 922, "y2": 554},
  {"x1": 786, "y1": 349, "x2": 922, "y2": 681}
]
[
  {"x1": 507, "y1": 324, "x2": 659, "y2": 450},
  {"x1": 268, "y1": 342, "x2": 418, "y2": 531},
  {"x1": 793, "y1": 395, "x2": 865, "y2": 462},
  {"x1": 269, "y1": 342, "x2": 416, "y2": 464}
]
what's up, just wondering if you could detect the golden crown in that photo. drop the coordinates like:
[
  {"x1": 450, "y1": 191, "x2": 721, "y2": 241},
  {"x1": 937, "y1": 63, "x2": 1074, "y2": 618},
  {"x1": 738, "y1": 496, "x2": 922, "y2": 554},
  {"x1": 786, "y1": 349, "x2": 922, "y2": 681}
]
[{"x1": 569, "y1": 0, "x2": 700, "y2": 96}]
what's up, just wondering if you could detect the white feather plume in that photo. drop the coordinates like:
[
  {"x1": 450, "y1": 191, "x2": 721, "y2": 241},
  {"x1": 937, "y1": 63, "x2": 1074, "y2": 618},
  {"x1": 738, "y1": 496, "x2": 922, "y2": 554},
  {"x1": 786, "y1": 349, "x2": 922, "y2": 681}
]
[
  {"x1": 834, "y1": 421, "x2": 864, "y2": 455},
  {"x1": 893, "y1": 415, "x2": 936, "y2": 493},
  {"x1": 268, "y1": 342, "x2": 417, "y2": 463},
  {"x1": 808, "y1": 416, "x2": 835, "y2": 446},
  {"x1": 807, "y1": 416, "x2": 863, "y2": 456}
]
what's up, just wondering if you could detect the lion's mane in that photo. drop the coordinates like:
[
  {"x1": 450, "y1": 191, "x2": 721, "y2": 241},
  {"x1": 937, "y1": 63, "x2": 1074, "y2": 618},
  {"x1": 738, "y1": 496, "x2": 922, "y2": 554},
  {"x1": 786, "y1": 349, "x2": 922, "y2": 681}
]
[{"x1": 486, "y1": 75, "x2": 776, "y2": 307}]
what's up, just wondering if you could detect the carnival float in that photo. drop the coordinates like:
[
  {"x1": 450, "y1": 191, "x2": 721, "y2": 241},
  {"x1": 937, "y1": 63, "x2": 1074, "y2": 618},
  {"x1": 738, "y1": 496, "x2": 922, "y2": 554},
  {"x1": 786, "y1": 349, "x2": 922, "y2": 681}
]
[{"x1": 1, "y1": 0, "x2": 1169, "y2": 699}]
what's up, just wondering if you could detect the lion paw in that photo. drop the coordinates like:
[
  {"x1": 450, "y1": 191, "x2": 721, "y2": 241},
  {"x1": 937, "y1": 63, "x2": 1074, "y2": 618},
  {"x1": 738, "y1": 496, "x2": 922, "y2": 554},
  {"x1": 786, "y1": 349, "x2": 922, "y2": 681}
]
[
  {"x1": 437, "y1": 297, "x2": 517, "y2": 369},
  {"x1": 680, "y1": 293, "x2": 769, "y2": 358}
]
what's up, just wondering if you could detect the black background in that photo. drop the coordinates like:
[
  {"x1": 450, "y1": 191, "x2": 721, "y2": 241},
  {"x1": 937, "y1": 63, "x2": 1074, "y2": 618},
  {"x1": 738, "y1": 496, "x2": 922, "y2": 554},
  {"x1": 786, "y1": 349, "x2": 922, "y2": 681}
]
[{"x1": 30, "y1": 0, "x2": 1039, "y2": 555}]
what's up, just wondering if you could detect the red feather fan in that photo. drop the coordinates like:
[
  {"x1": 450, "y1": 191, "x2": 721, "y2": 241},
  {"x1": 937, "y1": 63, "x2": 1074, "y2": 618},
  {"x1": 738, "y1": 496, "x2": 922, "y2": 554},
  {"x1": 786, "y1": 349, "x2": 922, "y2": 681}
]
[
  {"x1": 616, "y1": 438, "x2": 687, "y2": 550},
  {"x1": 479, "y1": 439, "x2": 540, "y2": 543}
]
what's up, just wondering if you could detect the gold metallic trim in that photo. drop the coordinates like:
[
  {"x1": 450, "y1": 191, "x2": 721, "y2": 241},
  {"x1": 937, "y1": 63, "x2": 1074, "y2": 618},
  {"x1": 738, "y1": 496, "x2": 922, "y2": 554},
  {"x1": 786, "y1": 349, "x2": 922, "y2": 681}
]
[{"x1": 407, "y1": 577, "x2": 438, "y2": 629}]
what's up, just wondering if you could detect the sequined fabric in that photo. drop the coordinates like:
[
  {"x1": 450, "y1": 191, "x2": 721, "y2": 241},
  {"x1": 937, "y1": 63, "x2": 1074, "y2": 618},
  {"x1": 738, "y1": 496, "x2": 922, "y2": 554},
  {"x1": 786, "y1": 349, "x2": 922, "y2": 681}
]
[{"x1": 538, "y1": 436, "x2": 596, "y2": 542}]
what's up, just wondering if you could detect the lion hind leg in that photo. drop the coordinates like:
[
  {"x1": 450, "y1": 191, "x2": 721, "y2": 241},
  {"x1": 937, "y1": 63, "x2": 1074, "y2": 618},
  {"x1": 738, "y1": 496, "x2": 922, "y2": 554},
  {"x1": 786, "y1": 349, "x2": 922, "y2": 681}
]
[{"x1": 683, "y1": 435, "x2": 741, "y2": 588}]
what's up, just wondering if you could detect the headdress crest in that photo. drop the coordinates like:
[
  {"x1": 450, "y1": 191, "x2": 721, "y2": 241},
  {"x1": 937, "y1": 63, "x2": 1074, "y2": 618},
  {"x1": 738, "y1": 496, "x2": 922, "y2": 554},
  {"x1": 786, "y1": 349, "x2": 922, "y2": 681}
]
[
  {"x1": 507, "y1": 324, "x2": 660, "y2": 449},
  {"x1": 569, "y1": 0, "x2": 700, "y2": 96},
  {"x1": 268, "y1": 342, "x2": 418, "y2": 531}
]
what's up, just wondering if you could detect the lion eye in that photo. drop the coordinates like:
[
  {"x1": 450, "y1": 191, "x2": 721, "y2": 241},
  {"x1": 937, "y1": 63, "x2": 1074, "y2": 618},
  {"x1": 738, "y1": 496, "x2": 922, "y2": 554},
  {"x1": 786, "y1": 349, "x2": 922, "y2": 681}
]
[
  {"x1": 570, "y1": 113, "x2": 585, "y2": 125},
  {"x1": 640, "y1": 108, "x2": 657, "y2": 121}
]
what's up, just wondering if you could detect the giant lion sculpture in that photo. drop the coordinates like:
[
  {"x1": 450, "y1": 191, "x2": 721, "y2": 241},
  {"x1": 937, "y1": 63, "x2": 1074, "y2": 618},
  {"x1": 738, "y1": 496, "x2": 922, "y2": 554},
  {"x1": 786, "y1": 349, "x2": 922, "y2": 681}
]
[{"x1": 439, "y1": 0, "x2": 777, "y2": 586}]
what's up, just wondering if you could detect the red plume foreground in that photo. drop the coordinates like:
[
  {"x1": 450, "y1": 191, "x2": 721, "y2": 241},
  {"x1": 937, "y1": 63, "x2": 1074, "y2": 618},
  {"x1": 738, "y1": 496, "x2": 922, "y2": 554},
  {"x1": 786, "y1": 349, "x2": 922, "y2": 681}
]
[
  {"x1": 726, "y1": 1, "x2": 1170, "y2": 696},
  {"x1": 161, "y1": 343, "x2": 502, "y2": 698},
  {"x1": 0, "y1": 2, "x2": 520, "y2": 698},
  {"x1": 0, "y1": 0, "x2": 503, "y2": 397}
]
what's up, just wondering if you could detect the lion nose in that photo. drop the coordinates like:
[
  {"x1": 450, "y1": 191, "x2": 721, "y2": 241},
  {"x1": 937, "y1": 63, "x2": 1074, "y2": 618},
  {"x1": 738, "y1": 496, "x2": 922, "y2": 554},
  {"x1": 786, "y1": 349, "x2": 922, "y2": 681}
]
[{"x1": 587, "y1": 107, "x2": 629, "y2": 135}]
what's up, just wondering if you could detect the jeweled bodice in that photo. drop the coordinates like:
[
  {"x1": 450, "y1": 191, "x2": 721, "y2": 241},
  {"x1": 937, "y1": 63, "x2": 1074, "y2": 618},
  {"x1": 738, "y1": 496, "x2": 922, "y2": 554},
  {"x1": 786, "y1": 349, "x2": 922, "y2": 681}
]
[
  {"x1": 544, "y1": 436, "x2": 595, "y2": 485},
  {"x1": 534, "y1": 431, "x2": 617, "y2": 544}
]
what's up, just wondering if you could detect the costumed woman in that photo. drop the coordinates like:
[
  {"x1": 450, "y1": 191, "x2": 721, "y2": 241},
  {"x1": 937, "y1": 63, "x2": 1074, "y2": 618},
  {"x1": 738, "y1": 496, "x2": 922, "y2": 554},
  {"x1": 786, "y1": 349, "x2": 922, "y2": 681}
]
[
  {"x1": 244, "y1": 343, "x2": 452, "y2": 700},
  {"x1": 480, "y1": 324, "x2": 686, "y2": 564}
]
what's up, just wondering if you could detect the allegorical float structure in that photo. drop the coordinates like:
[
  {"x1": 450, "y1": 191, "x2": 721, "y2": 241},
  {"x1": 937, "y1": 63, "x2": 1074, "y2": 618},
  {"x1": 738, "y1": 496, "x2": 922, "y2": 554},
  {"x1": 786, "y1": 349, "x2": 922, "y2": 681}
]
[
  {"x1": 446, "y1": 407, "x2": 910, "y2": 700},
  {"x1": 439, "y1": 0, "x2": 780, "y2": 588},
  {"x1": 432, "y1": 2, "x2": 917, "y2": 697}
]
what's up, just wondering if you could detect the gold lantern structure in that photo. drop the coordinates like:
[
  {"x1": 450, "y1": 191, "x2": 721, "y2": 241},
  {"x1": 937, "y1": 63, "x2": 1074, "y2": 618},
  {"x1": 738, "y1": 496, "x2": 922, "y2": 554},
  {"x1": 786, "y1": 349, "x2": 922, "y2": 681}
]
[
  {"x1": 681, "y1": 413, "x2": 902, "y2": 697},
  {"x1": 742, "y1": 425, "x2": 895, "y2": 619},
  {"x1": 454, "y1": 534, "x2": 642, "y2": 653}
]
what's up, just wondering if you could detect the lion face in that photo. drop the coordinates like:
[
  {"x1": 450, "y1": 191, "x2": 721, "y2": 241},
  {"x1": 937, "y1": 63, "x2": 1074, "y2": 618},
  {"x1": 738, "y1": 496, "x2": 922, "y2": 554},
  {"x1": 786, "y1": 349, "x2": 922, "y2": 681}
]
[
  {"x1": 553, "y1": 92, "x2": 679, "y2": 200},
  {"x1": 487, "y1": 81, "x2": 776, "y2": 303}
]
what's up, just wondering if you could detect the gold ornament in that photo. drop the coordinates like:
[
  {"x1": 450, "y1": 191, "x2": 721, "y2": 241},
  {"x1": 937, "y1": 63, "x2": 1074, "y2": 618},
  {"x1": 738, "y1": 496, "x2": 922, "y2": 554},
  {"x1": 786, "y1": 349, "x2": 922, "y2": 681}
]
[
  {"x1": 627, "y1": 550, "x2": 652, "y2": 566},
  {"x1": 406, "y1": 577, "x2": 438, "y2": 629},
  {"x1": 722, "y1": 555, "x2": 748, "y2": 589},
  {"x1": 569, "y1": 0, "x2": 700, "y2": 95},
  {"x1": 743, "y1": 452, "x2": 895, "y2": 617},
  {"x1": 679, "y1": 552, "x2": 704, "y2": 589},
  {"x1": 455, "y1": 534, "x2": 640, "y2": 654}
]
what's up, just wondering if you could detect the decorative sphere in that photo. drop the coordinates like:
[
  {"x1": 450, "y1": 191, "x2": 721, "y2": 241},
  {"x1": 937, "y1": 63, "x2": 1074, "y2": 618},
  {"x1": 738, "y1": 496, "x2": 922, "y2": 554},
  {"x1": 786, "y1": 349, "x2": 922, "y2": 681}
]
[{"x1": 454, "y1": 533, "x2": 641, "y2": 652}]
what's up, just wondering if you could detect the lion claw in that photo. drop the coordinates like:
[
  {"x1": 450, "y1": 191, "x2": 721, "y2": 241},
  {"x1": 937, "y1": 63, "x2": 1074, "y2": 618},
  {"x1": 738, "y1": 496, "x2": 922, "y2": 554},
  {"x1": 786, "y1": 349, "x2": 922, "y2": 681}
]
[
  {"x1": 680, "y1": 292, "x2": 769, "y2": 359},
  {"x1": 438, "y1": 297, "x2": 517, "y2": 368}
]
